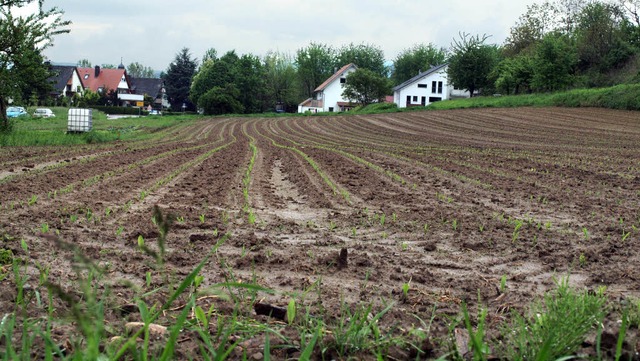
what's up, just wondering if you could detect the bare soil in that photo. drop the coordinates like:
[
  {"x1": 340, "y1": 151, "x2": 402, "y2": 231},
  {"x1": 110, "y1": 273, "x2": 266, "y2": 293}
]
[{"x1": 1, "y1": 107, "x2": 639, "y2": 359}]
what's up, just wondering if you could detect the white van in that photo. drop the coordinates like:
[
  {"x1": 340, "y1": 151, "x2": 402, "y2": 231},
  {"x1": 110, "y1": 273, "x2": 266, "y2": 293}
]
[{"x1": 33, "y1": 108, "x2": 55, "y2": 118}]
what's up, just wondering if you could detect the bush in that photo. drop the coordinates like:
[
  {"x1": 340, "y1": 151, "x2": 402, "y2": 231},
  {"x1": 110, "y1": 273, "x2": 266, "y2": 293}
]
[{"x1": 90, "y1": 106, "x2": 148, "y2": 115}]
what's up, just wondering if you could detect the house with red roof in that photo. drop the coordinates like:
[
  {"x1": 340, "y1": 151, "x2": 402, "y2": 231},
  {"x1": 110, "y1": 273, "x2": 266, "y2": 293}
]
[
  {"x1": 77, "y1": 65, "x2": 142, "y2": 106},
  {"x1": 298, "y1": 63, "x2": 358, "y2": 113}
]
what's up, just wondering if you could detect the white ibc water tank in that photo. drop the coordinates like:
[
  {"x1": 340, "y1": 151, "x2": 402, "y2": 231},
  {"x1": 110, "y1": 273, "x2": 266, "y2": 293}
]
[{"x1": 67, "y1": 108, "x2": 93, "y2": 132}]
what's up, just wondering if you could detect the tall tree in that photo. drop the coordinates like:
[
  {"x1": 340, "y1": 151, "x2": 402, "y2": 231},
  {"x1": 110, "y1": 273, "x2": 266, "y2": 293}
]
[
  {"x1": 336, "y1": 42, "x2": 388, "y2": 78},
  {"x1": 1, "y1": 0, "x2": 70, "y2": 129},
  {"x1": 504, "y1": 1, "x2": 559, "y2": 56},
  {"x1": 263, "y1": 51, "x2": 299, "y2": 112},
  {"x1": 201, "y1": 48, "x2": 217, "y2": 64},
  {"x1": 164, "y1": 47, "x2": 197, "y2": 111},
  {"x1": 574, "y1": 2, "x2": 632, "y2": 71},
  {"x1": 392, "y1": 43, "x2": 448, "y2": 85},
  {"x1": 531, "y1": 32, "x2": 577, "y2": 91},
  {"x1": 190, "y1": 50, "x2": 237, "y2": 112},
  {"x1": 127, "y1": 62, "x2": 155, "y2": 78},
  {"x1": 447, "y1": 33, "x2": 500, "y2": 97},
  {"x1": 342, "y1": 68, "x2": 391, "y2": 106},
  {"x1": 295, "y1": 42, "x2": 336, "y2": 98},
  {"x1": 235, "y1": 54, "x2": 267, "y2": 113}
]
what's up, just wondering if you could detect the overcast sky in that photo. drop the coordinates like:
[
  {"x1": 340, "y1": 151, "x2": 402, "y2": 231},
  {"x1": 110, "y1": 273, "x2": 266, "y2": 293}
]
[{"x1": 21, "y1": 0, "x2": 531, "y2": 71}]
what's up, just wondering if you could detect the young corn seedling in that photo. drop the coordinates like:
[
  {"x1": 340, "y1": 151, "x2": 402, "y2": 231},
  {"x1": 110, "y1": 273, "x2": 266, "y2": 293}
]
[
  {"x1": 512, "y1": 220, "x2": 523, "y2": 242},
  {"x1": 582, "y1": 227, "x2": 589, "y2": 240},
  {"x1": 199, "y1": 214, "x2": 205, "y2": 224},
  {"x1": 28, "y1": 195, "x2": 38, "y2": 206}
]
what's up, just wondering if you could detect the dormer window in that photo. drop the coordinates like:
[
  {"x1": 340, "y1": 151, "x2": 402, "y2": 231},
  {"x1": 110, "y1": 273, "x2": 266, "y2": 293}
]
[
  {"x1": 84, "y1": 74, "x2": 89, "y2": 79},
  {"x1": 340, "y1": 78, "x2": 346, "y2": 84},
  {"x1": 98, "y1": 87, "x2": 104, "y2": 93}
]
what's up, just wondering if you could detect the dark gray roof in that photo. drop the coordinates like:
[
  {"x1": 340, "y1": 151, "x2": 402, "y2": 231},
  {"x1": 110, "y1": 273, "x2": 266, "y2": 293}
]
[
  {"x1": 392, "y1": 63, "x2": 448, "y2": 91},
  {"x1": 48, "y1": 65, "x2": 76, "y2": 94},
  {"x1": 129, "y1": 77, "x2": 164, "y2": 98}
]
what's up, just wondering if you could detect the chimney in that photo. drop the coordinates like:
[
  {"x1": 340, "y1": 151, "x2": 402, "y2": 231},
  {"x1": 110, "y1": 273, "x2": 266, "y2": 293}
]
[{"x1": 94, "y1": 65, "x2": 100, "y2": 77}]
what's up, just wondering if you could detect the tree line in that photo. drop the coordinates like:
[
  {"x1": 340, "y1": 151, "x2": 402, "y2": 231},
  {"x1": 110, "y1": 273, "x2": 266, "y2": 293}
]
[{"x1": 2, "y1": 0, "x2": 640, "y2": 122}]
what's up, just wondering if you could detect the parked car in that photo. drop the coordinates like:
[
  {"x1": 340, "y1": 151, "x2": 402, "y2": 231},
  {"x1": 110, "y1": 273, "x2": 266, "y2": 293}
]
[
  {"x1": 33, "y1": 108, "x2": 55, "y2": 118},
  {"x1": 6, "y1": 106, "x2": 27, "y2": 118},
  {"x1": 148, "y1": 110, "x2": 162, "y2": 116}
]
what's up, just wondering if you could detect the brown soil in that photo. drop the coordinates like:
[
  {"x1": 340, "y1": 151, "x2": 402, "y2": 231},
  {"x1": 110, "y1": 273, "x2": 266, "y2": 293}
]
[{"x1": 1, "y1": 107, "x2": 639, "y2": 359}]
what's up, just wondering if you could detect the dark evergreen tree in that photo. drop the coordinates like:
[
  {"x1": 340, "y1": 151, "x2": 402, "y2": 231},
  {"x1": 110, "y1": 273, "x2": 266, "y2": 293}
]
[{"x1": 163, "y1": 48, "x2": 197, "y2": 111}]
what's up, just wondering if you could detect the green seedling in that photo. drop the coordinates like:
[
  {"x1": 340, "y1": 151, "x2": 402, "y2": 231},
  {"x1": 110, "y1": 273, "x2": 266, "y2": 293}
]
[
  {"x1": 28, "y1": 195, "x2": 38, "y2": 206},
  {"x1": 286, "y1": 299, "x2": 296, "y2": 325},
  {"x1": 622, "y1": 230, "x2": 631, "y2": 242},
  {"x1": 351, "y1": 227, "x2": 357, "y2": 237},
  {"x1": 579, "y1": 253, "x2": 587, "y2": 267},
  {"x1": 479, "y1": 224, "x2": 485, "y2": 232},
  {"x1": 105, "y1": 207, "x2": 111, "y2": 217},
  {"x1": 402, "y1": 282, "x2": 410, "y2": 300},
  {"x1": 582, "y1": 227, "x2": 589, "y2": 240},
  {"x1": 176, "y1": 216, "x2": 185, "y2": 223},
  {"x1": 145, "y1": 271, "x2": 152, "y2": 287},
  {"x1": 452, "y1": 219, "x2": 459, "y2": 232},
  {"x1": 116, "y1": 226, "x2": 124, "y2": 237},
  {"x1": 70, "y1": 214, "x2": 78, "y2": 223},
  {"x1": 199, "y1": 214, "x2": 205, "y2": 223},
  {"x1": 40, "y1": 223, "x2": 49, "y2": 233},
  {"x1": 137, "y1": 235, "x2": 145, "y2": 250},
  {"x1": 379, "y1": 213, "x2": 386, "y2": 226},
  {"x1": 500, "y1": 274, "x2": 507, "y2": 293},
  {"x1": 512, "y1": 220, "x2": 523, "y2": 242}
]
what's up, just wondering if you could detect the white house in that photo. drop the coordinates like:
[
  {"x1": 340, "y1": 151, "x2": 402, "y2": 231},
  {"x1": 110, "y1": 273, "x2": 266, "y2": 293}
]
[
  {"x1": 393, "y1": 64, "x2": 470, "y2": 108},
  {"x1": 298, "y1": 63, "x2": 358, "y2": 113}
]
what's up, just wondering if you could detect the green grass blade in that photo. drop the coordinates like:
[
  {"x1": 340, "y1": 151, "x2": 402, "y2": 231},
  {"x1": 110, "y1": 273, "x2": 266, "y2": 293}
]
[{"x1": 159, "y1": 297, "x2": 194, "y2": 361}]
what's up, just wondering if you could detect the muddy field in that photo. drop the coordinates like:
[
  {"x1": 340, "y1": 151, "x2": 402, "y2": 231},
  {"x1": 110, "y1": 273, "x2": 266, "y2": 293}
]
[{"x1": 1, "y1": 107, "x2": 639, "y2": 358}]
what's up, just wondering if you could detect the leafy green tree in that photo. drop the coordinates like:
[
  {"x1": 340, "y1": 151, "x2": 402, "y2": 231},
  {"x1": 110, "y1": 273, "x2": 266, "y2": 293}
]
[
  {"x1": 531, "y1": 32, "x2": 577, "y2": 91},
  {"x1": 190, "y1": 50, "x2": 237, "y2": 110},
  {"x1": 342, "y1": 68, "x2": 391, "y2": 106},
  {"x1": 263, "y1": 51, "x2": 300, "y2": 112},
  {"x1": 392, "y1": 43, "x2": 448, "y2": 85},
  {"x1": 447, "y1": 33, "x2": 500, "y2": 97},
  {"x1": 575, "y1": 2, "x2": 632, "y2": 71},
  {"x1": 127, "y1": 62, "x2": 155, "y2": 78},
  {"x1": 494, "y1": 55, "x2": 535, "y2": 94},
  {"x1": 336, "y1": 42, "x2": 388, "y2": 78},
  {"x1": 0, "y1": 0, "x2": 69, "y2": 129},
  {"x1": 201, "y1": 48, "x2": 218, "y2": 64},
  {"x1": 198, "y1": 85, "x2": 244, "y2": 115},
  {"x1": 295, "y1": 42, "x2": 336, "y2": 98},
  {"x1": 235, "y1": 54, "x2": 267, "y2": 113},
  {"x1": 164, "y1": 47, "x2": 197, "y2": 111},
  {"x1": 504, "y1": 2, "x2": 559, "y2": 56}
]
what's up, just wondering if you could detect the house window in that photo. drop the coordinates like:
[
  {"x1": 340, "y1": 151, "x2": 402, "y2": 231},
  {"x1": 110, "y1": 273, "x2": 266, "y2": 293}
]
[
  {"x1": 412, "y1": 96, "x2": 418, "y2": 102},
  {"x1": 329, "y1": 107, "x2": 334, "y2": 112},
  {"x1": 429, "y1": 96, "x2": 442, "y2": 103},
  {"x1": 417, "y1": 84, "x2": 427, "y2": 88},
  {"x1": 84, "y1": 74, "x2": 89, "y2": 79},
  {"x1": 98, "y1": 87, "x2": 104, "y2": 93},
  {"x1": 431, "y1": 81, "x2": 437, "y2": 93},
  {"x1": 437, "y1": 81, "x2": 443, "y2": 94},
  {"x1": 340, "y1": 78, "x2": 346, "y2": 84}
]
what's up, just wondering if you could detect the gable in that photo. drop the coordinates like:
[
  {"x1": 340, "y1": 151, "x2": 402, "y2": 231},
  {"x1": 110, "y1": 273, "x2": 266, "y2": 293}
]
[
  {"x1": 314, "y1": 63, "x2": 357, "y2": 92},
  {"x1": 392, "y1": 64, "x2": 448, "y2": 92}
]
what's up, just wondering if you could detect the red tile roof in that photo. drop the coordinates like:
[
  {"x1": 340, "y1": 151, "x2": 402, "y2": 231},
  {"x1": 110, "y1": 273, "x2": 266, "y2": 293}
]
[
  {"x1": 77, "y1": 67, "x2": 129, "y2": 93},
  {"x1": 314, "y1": 63, "x2": 356, "y2": 92}
]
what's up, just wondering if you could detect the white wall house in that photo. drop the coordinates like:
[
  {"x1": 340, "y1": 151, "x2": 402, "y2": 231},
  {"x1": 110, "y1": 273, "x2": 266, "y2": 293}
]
[
  {"x1": 298, "y1": 63, "x2": 358, "y2": 113},
  {"x1": 393, "y1": 64, "x2": 470, "y2": 108}
]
